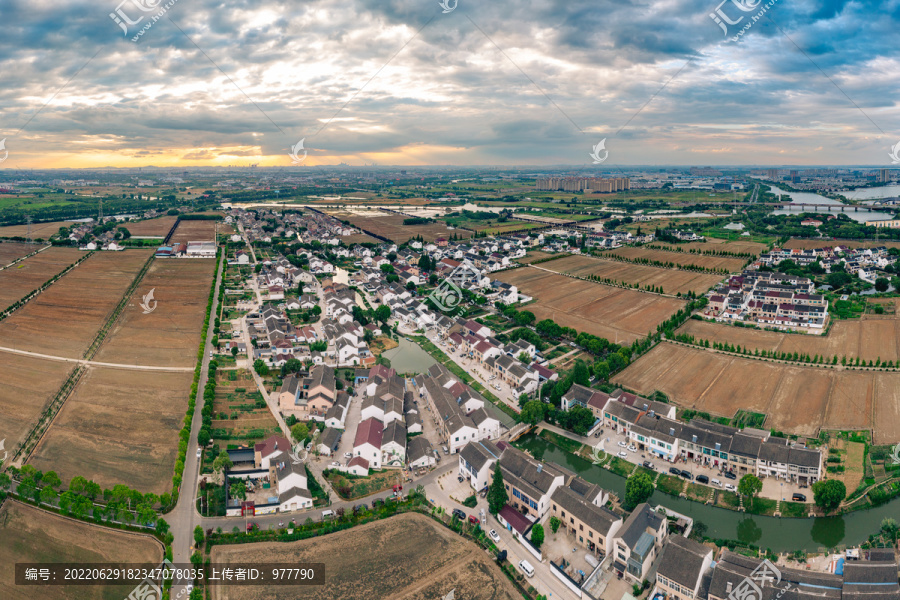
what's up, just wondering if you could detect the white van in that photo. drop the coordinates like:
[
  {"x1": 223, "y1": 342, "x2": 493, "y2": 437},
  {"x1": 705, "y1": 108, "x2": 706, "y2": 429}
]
[
  {"x1": 519, "y1": 559, "x2": 535, "y2": 578},
  {"x1": 321, "y1": 509, "x2": 335, "y2": 520}
]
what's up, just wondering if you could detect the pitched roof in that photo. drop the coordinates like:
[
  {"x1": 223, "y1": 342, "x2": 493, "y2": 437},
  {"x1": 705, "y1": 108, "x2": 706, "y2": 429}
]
[
  {"x1": 655, "y1": 535, "x2": 711, "y2": 591},
  {"x1": 254, "y1": 435, "x2": 291, "y2": 457},
  {"x1": 354, "y1": 417, "x2": 383, "y2": 449}
]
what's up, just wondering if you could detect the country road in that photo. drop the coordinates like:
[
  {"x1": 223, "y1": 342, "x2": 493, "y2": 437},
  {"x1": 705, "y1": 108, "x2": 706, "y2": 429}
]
[{"x1": 0, "y1": 345, "x2": 195, "y2": 371}]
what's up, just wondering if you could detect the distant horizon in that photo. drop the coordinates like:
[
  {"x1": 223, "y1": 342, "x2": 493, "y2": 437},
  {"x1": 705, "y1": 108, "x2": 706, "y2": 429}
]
[{"x1": 1, "y1": 164, "x2": 899, "y2": 172}]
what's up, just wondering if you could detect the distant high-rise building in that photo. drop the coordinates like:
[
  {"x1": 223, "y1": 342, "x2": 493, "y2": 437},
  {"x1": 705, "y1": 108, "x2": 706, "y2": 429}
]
[
  {"x1": 534, "y1": 177, "x2": 630, "y2": 193},
  {"x1": 766, "y1": 168, "x2": 779, "y2": 180},
  {"x1": 878, "y1": 169, "x2": 893, "y2": 183}
]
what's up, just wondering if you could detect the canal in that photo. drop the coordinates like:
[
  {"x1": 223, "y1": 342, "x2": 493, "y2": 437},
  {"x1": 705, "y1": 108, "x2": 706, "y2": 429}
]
[{"x1": 517, "y1": 434, "x2": 899, "y2": 553}]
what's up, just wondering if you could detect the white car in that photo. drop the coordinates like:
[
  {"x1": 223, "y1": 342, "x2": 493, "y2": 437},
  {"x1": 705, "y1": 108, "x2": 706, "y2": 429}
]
[
  {"x1": 617, "y1": 441, "x2": 628, "y2": 448},
  {"x1": 196, "y1": 448, "x2": 202, "y2": 458},
  {"x1": 627, "y1": 445, "x2": 637, "y2": 453},
  {"x1": 618, "y1": 451, "x2": 628, "y2": 458},
  {"x1": 724, "y1": 483, "x2": 737, "y2": 492},
  {"x1": 711, "y1": 478, "x2": 722, "y2": 487},
  {"x1": 331, "y1": 461, "x2": 340, "y2": 467},
  {"x1": 344, "y1": 452, "x2": 353, "y2": 459},
  {"x1": 488, "y1": 529, "x2": 501, "y2": 542}
]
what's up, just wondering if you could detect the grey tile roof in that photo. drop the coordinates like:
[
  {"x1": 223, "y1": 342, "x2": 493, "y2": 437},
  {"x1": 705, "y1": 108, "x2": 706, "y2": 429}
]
[
  {"x1": 550, "y1": 485, "x2": 620, "y2": 537},
  {"x1": 655, "y1": 535, "x2": 711, "y2": 591}
]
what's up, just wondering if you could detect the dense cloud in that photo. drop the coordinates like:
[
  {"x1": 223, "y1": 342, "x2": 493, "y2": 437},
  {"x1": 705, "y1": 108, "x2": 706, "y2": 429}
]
[{"x1": 0, "y1": 0, "x2": 897, "y2": 167}]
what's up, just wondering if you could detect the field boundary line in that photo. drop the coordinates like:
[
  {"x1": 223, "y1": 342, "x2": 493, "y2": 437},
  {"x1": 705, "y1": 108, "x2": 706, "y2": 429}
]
[
  {"x1": 0, "y1": 243, "x2": 50, "y2": 272},
  {"x1": 0, "y1": 250, "x2": 93, "y2": 321},
  {"x1": 0, "y1": 345, "x2": 193, "y2": 371}
]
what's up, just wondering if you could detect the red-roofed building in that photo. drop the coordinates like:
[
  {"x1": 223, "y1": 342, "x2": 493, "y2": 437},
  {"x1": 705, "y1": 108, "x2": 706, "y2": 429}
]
[
  {"x1": 498, "y1": 505, "x2": 533, "y2": 540},
  {"x1": 254, "y1": 435, "x2": 291, "y2": 469},
  {"x1": 347, "y1": 456, "x2": 370, "y2": 476},
  {"x1": 353, "y1": 417, "x2": 384, "y2": 469}
]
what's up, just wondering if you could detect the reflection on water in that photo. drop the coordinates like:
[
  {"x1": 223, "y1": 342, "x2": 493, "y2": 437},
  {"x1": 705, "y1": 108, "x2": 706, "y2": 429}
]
[{"x1": 769, "y1": 185, "x2": 892, "y2": 223}]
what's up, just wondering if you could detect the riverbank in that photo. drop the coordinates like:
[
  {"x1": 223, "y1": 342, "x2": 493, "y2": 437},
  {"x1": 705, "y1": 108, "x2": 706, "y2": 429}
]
[{"x1": 515, "y1": 433, "x2": 894, "y2": 553}]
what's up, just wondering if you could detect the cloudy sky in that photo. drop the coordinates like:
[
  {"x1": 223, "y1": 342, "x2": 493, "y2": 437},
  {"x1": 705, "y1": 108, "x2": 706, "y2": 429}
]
[{"x1": 1, "y1": 0, "x2": 898, "y2": 168}]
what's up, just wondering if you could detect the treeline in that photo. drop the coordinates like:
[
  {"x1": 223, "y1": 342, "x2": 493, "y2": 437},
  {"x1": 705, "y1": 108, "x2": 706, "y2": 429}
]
[
  {"x1": 402, "y1": 217, "x2": 433, "y2": 225},
  {"x1": 643, "y1": 243, "x2": 755, "y2": 259},
  {"x1": 595, "y1": 252, "x2": 733, "y2": 275}
]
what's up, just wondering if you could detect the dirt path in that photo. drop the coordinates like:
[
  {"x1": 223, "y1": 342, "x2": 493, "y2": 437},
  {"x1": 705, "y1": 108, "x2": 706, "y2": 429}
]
[{"x1": 0, "y1": 345, "x2": 194, "y2": 371}]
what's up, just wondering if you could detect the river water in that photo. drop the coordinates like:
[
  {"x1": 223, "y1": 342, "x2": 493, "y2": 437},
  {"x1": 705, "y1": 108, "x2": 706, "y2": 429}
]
[
  {"x1": 517, "y1": 434, "x2": 897, "y2": 553},
  {"x1": 768, "y1": 185, "x2": 892, "y2": 223}
]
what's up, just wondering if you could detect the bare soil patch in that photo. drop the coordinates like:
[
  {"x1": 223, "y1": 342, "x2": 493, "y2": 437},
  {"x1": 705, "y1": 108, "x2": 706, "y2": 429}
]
[
  {"x1": 0, "y1": 220, "x2": 72, "y2": 239},
  {"x1": 93, "y1": 258, "x2": 215, "y2": 367},
  {"x1": 210, "y1": 512, "x2": 518, "y2": 600},
  {"x1": 541, "y1": 254, "x2": 723, "y2": 295},
  {"x1": 0, "y1": 241, "x2": 40, "y2": 266},
  {"x1": 334, "y1": 212, "x2": 473, "y2": 243},
  {"x1": 0, "y1": 247, "x2": 83, "y2": 310},
  {"x1": 496, "y1": 267, "x2": 685, "y2": 344},
  {"x1": 125, "y1": 215, "x2": 177, "y2": 237},
  {"x1": 0, "y1": 353, "x2": 73, "y2": 451},
  {"x1": 28, "y1": 366, "x2": 193, "y2": 494},
  {"x1": 603, "y1": 246, "x2": 747, "y2": 272},
  {"x1": 0, "y1": 250, "x2": 153, "y2": 358},
  {"x1": 170, "y1": 219, "x2": 219, "y2": 244},
  {"x1": 0, "y1": 500, "x2": 163, "y2": 600}
]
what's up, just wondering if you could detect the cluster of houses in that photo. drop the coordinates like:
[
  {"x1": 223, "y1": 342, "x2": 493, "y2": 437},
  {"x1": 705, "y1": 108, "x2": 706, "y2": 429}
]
[
  {"x1": 561, "y1": 383, "x2": 823, "y2": 486},
  {"x1": 459, "y1": 436, "x2": 884, "y2": 600},
  {"x1": 706, "y1": 270, "x2": 829, "y2": 330},
  {"x1": 247, "y1": 305, "x2": 319, "y2": 367},
  {"x1": 232, "y1": 207, "x2": 360, "y2": 246},
  {"x1": 224, "y1": 434, "x2": 314, "y2": 516},
  {"x1": 755, "y1": 245, "x2": 898, "y2": 283}
]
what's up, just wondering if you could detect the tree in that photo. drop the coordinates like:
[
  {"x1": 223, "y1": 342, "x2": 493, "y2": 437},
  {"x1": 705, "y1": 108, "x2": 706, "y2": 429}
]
[
  {"x1": 229, "y1": 481, "x2": 247, "y2": 500},
  {"x1": 280, "y1": 358, "x2": 304, "y2": 377},
  {"x1": 826, "y1": 272, "x2": 853, "y2": 289},
  {"x1": 812, "y1": 479, "x2": 846, "y2": 513},
  {"x1": 487, "y1": 463, "x2": 508, "y2": 515},
  {"x1": 549, "y1": 515, "x2": 561, "y2": 534},
  {"x1": 738, "y1": 474, "x2": 763, "y2": 509},
  {"x1": 571, "y1": 360, "x2": 590, "y2": 386},
  {"x1": 231, "y1": 346, "x2": 238, "y2": 357},
  {"x1": 531, "y1": 523, "x2": 545, "y2": 548},
  {"x1": 194, "y1": 525, "x2": 205, "y2": 547},
  {"x1": 213, "y1": 450, "x2": 233, "y2": 474},
  {"x1": 520, "y1": 401, "x2": 546, "y2": 426},
  {"x1": 624, "y1": 471, "x2": 654, "y2": 510},
  {"x1": 374, "y1": 304, "x2": 391, "y2": 324},
  {"x1": 253, "y1": 359, "x2": 270, "y2": 376},
  {"x1": 875, "y1": 277, "x2": 890, "y2": 292},
  {"x1": 291, "y1": 422, "x2": 309, "y2": 443},
  {"x1": 592, "y1": 361, "x2": 610, "y2": 382},
  {"x1": 41, "y1": 471, "x2": 62, "y2": 490},
  {"x1": 197, "y1": 429, "x2": 211, "y2": 447},
  {"x1": 517, "y1": 351, "x2": 530, "y2": 364}
]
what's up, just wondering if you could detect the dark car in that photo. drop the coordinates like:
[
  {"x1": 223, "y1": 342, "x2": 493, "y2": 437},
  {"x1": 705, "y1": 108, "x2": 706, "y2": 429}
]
[
  {"x1": 680, "y1": 470, "x2": 693, "y2": 480},
  {"x1": 452, "y1": 508, "x2": 466, "y2": 520},
  {"x1": 371, "y1": 498, "x2": 385, "y2": 508},
  {"x1": 696, "y1": 475, "x2": 709, "y2": 484},
  {"x1": 669, "y1": 467, "x2": 681, "y2": 475},
  {"x1": 792, "y1": 493, "x2": 806, "y2": 502},
  {"x1": 642, "y1": 461, "x2": 655, "y2": 470},
  {"x1": 723, "y1": 471, "x2": 737, "y2": 480}
]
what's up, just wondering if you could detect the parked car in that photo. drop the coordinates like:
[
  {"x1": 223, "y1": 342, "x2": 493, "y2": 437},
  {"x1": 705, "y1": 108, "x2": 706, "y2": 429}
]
[
  {"x1": 468, "y1": 515, "x2": 479, "y2": 525},
  {"x1": 488, "y1": 529, "x2": 501, "y2": 542},
  {"x1": 617, "y1": 441, "x2": 628, "y2": 448},
  {"x1": 452, "y1": 508, "x2": 466, "y2": 520},
  {"x1": 618, "y1": 451, "x2": 628, "y2": 458},
  {"x1": 669, "y1": 467, "x2": 681, "y2": 475},
  {"x1": 696, "y1": 475, "x2": 709, "y2": 484},
  {"x1": 331, "y1": 461, "x2": 340, "y2": 467},
  {"x1": 627, "y1": 445, "x2": 637, "y2": 453},
  {"x1": 344, "y1": 452, "x2": 352, "y2": 458},
  {"x1": 372, "y1": 498, "x2": 384, "y2": 508},
  {"x1": 680, "y1": 470, "x2": 693, "y2": 480},
  {"x1": 642, "y1": 461, "x2": 655, "y2": 470},
  {"x1": 724, "y1": 483, "x2": 738, "y2": 492},
  {"x1": 196, "y1": 448, "x2": 202, "y2": 458},
  {"x1": 723, "y1": 471, "x2": 737, "y2": 480},
  {"x1": 711, "y1": 478, "x2": 722, "y2": 487},
  {"x1": 393, "y1": 484, "x2": 403, "y2": 493},
  {"x1": 792, "y1": 493, "x2": 807, "y2": 502},
  {"x1": 442, "y1": 446, "x2": 450, "y2": 455}
]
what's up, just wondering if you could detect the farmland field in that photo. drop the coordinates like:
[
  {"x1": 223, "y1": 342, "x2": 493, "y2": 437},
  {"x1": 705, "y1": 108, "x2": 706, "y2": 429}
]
[
  {"x1": 0, "y1": 501, "x2": 163, "y2": 600},
  {"x1": 0, "y1": 220, "x2": 72, "y2": 239},
  {"x1": 211, "y1": 368, "x2": 279, "y2": 447},
  {"x1": 517, "y1": 250, "x2": 557, "y2": 264},
  {"x1": 614, "y1": 342, "x2": 900, "y2": 442},
  {"x1": 0, "y1": 241, "x2": 40, "y2": 266},
  {"x1": 0, "y1": 249, "x2": 153, "y2": 358},
  {"x1": 602, "y1": 246, "x2": 747, "y2": 272},
  {"x1": 538, "y1": 254, "x2": 723, "y2": 295},
  {"x1": 0, "y1": 247, "x2": 83, "y2": 311},
  {"x1": 92, "y1": 258, "x2": 215, "y2": 367},
  {"x1": 653, "y1": 238, "x2": 769, "y2": 255},
  {"x1": 124, "y1": 215, "x2": 177, "y2": 237},
  {"x1": 0, "y1": 353, "x2": 73, "y2": 453},
  {"x1": 210, "y1": 513, "x2": 518, "y2": 600},
  {"x1": 170, "y1": 219, "x2": 219, "y2": 244},
  {"x1": 495, "y1": 267, "x2": 685, "y2": 343},
  {"x1": 333, "y1": 212, "x2": 473, "y2": 243},
  {"x1": 677, "y1": 317, "x2": 900, "y2": 364},
  {"x1": 28, "y1": 367, "x2": 193, "y2": 494}
]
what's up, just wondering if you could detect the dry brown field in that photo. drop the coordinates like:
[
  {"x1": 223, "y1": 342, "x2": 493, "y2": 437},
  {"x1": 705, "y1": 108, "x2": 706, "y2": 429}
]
[
  {"x1": 0, "y1": 353, "x2": 73, "y2": 452},
  {"x1": 0, "y1": 247, "x2": 83, "y2": 310},
  {"x1": 337, "y1": 212, "x2": 474, "y2": 243},
  {"x1": 92, "y1": 259, "x2": 215, "y2": 367},
  {"x1": 28, "y1": 367, "x2": 193, "y2": 494},
  {"x1": 782, "y1": 238, "x2": 900, "y2": 250},
  {"x1": 0, "y1": 241, "x2": 40, "y2": 266},
  {"x1": 614, "y1": 343, "x2": 900, "y2": 442},
  {"x1": 517, "y1": 250, "x2": 556, "y2": 264},
  {"x1": 0, "y1": 220, "x2": 72, "y2": 239},
  {"x1": 0, "y1": 249, "x2": 153, "y2": 358},
  {"x1": 495, "y1": 267, "x2": 685, "y2": 344},
  {"x1": 677, "y1": 317, "x2": 900, "y2": 363},
  {"x1": 653, "y1": 238, "x2": 769, "y2": 255},
  {"x1": 170, "y1": 219, "x2": 219, "y2": 244},
  {"x1": 124, "y1": 215, "x2": 177, "y2": 237},
  {"x1": 210, "y1": 513, "x2": 518, "y2": 600},
  {"x1": 0, "y1": 501, "x2": 164, "y2": 600},
  {"x1": 342, "y1": 232, "x2": 382, "y2": 244},
  {"x1": 603, "y1": 246, "x2": 747, "y2": 272},
  {"x1": 539, "y1": 254, "x2": 723, "y2": 296}
]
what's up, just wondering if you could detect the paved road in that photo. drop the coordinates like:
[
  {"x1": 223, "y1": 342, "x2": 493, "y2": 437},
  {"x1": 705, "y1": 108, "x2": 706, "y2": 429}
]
[
  {"x1": 165, "y1": 255, "x2": 223, "y2": 597},
  {"x1": 0, "y1": 346, "x2": 195, "y2": 371}
]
